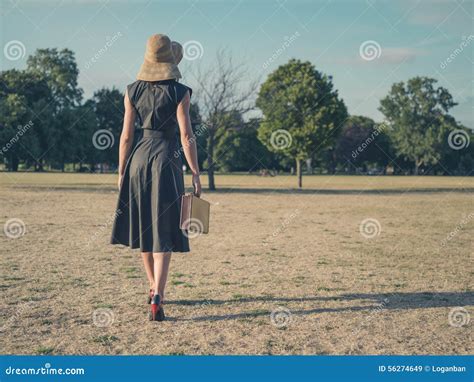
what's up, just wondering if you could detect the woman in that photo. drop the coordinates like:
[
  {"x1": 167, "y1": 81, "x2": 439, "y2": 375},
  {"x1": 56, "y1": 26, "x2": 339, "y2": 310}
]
[{"x1": 110, "y1": 34, "x2": 201, "y2": 321}]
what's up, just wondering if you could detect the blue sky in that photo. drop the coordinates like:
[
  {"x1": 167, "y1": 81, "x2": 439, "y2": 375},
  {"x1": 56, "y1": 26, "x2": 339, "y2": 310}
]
[{"x1": 1, "y1": 0, "x2": 473, "y2": 127}]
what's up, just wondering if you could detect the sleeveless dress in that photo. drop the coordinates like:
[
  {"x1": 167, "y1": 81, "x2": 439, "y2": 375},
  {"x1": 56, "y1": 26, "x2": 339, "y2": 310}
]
[{"x1": 110, "y1": 79, "x2": 191, "y2": 253}]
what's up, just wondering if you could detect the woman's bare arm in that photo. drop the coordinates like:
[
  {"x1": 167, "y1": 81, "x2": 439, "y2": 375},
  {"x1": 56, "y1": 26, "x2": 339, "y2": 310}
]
[
  {"x1": 117, "y1": 91, "x2": 136, "y2": 189},
  {"x1": 176, "y1": 91, "x2": 201, "y2": 196}
]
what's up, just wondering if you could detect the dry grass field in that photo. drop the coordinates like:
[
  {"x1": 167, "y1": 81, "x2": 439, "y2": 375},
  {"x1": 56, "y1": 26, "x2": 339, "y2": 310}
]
[{"x1": 0, "y1": 172, "x2": 472, "y2": 355}]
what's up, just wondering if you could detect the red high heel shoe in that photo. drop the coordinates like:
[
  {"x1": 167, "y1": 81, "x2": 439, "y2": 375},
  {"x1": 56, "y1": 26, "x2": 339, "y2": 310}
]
[{"x1": 149, "y1": 294, "x2": 165, "y2": 321}]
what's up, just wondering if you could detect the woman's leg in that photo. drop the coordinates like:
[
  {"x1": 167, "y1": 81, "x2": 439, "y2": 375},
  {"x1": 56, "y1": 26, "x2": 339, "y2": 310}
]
[
  {"x1": 141, "y1": 252, "x2": 155, "y2": 290},
  {"x1": 152, "y1": 252, "x2": 172, "y2": 302}
]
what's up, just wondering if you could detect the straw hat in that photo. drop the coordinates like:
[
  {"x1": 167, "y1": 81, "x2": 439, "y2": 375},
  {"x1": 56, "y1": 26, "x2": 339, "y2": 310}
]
[{"x1": 136, "y1": 34, "x2": 182, "y2": 81}]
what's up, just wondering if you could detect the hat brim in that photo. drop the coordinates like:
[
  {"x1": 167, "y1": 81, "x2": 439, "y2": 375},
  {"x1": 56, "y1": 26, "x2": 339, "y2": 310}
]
[{"x1": 136, "y1": 60, "x2": 182, "y2": 82}]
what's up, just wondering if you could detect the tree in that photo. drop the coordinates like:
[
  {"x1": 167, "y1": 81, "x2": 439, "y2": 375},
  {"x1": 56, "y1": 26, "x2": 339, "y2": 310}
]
[
  {"x1": 193, "y1": 49, "x2": 259, "y2": 190},
  {"x1": 86, "y1": 88, "x2": 124, "y2": 170},
  {"x1": 215, "y1": 116, "x2": 273, "y2": 172},
  {"x1": 334, "y1": 116, "x2": 393, "y2": 173},
  {"x1": 26, "y1": 48, "x2": 83, "y2": 170},
  {"x1": 257, "y1": 59, "x2": 347, "y2": 187},
  {"x1": 379, "y1": 77, "x2": 458, "y2": 174},
  {"x1": 0, "y1": 69, "x2": 52, "y2": 171},
  {"x1": 27, "y1": 48, "x2": 82, "y2": 109}
]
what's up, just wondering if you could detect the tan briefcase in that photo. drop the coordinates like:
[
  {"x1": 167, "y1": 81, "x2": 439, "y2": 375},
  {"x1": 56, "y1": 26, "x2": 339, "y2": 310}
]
[{"x1": 180, "y1": 193, "x2": 210, "y2": 234}]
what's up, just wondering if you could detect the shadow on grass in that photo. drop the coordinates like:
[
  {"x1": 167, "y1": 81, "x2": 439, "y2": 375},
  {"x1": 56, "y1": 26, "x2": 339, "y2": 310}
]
[{"x1": 166, "y1": 292, "x2": 474, "y2": 322}]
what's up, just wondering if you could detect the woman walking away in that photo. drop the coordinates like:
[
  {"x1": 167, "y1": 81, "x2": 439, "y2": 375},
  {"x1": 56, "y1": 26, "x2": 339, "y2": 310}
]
[{"x1": 110, "y1": 34, "x2": 201, "y2": 322}]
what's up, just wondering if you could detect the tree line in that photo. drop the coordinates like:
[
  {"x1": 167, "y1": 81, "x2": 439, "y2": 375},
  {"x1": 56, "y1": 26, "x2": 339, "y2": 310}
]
[{"x1": 1, "y1": 48, "x2": 472, "y2": 189}]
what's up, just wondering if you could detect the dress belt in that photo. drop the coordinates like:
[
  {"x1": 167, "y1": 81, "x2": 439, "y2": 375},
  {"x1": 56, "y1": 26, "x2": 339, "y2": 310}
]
[{"x1": 141, "y1": 129, "x2": 177, "y2": 139}]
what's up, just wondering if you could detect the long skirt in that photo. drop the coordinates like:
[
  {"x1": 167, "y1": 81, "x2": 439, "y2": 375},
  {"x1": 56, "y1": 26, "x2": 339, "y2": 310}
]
[{"x1": 110, "y1": 129, "x2": 190, "y2": 253}]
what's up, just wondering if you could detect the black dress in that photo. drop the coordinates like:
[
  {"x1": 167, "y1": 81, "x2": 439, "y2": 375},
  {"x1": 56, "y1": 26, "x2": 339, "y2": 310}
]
[{"x1": 110, "y1": 79, "x2": 191, "y2": 253}]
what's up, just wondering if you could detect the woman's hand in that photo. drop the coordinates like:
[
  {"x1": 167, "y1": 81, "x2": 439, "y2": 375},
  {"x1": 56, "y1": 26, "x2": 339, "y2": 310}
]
[
  {"x1": 118, "y1": 174, "x2": 123, "y2": 190},
  {"x1": 192, "y1": 173, "x2": 201, "y2": 197}
]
